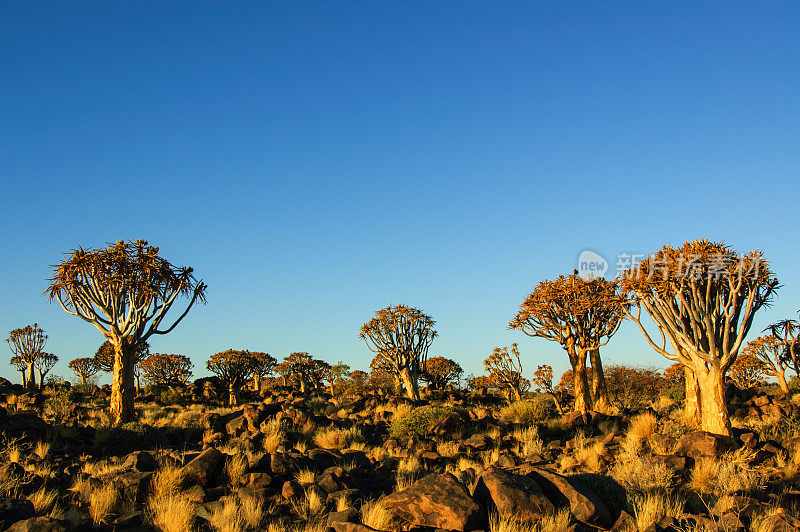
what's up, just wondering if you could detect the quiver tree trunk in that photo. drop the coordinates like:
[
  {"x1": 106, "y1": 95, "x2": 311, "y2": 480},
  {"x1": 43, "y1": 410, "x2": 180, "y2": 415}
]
[
  {"x1": 228, "y1": 382, "x2": 238, "y2": 406},
  {"x1": 25, "y1": 363, "x2": 36, "y2": 391},
  {"x1": 776, "y1": 371, "x2": 790, "y2": 395},
  {"x1": 110, "y1": 341, "x2": 137, "y2": 426},
  {"x1": 399, "y1": 366, "x2": 420, "y2": 401},
  {"x1": 684, "y1": 366, "x2": 701, "y2": 424},
  {"x1": 589, "y1": 348, "x2": 609, "y2": 408},
  {"x1": 693, "y1": 362, "x2": 730, "y2": 436},
  {"x1": 572, "y1": 349, "x2": 592, "y2": 414}
]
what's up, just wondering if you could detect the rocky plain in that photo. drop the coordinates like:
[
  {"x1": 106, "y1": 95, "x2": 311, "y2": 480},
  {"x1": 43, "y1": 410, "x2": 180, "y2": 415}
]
[{"x1": 1, "y1": 377, "x2": 800, "y2": 532}]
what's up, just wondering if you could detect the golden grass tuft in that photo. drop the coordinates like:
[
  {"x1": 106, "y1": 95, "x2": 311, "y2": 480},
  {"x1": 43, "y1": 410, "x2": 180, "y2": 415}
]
[
  {"x1": 149, "y1": 491, "x2": 197, "y2": 532},
  {"x1": 621, "y1": 412, "x2": 658, "y2": 455},
  {"x1": 151, "y1": 464, "x2": 185, "y2": 499},
  {"x1": 208, "y1": 497, "x2": 244, "y2": 532},
  {"x1": 34, "y1": 440, "x2": 50, "y2": 460},
  {"x1": 361, "y1": 499, "x2": 394, "y2": 530},
  {"x1": 295, "y1": 468, "x2": 316, "y2": 486},
  {"x1": 313, "y1": 426, "x2": 363, "y2": 449},
  {"x1": 571, "y1": 432, "x2": 606, "y2": 472},
  {"x1": 487, "y1": 508, "x2": 572, "y2": 532},
  {"x1": 611, "y1": 452, "x2": 673, "y2": 492},
  {"x1": 28, "y1": 487, "x2": 57, "y2": 513},
  {"x1": 513, "y1": 426, "x2": 544, "y2": 457},
  {"x1": 89, "y1": 483, "x2": 119, "y2": 524},
  {"x1": 238, "y1": 492, "x2": 264, "y2": 529},
  {"x1": 226, "y1": 454, "x2": 249, "y2": 486},
  {"x1": 630, "y1": 491, "x2": 684, "y2": 531}
]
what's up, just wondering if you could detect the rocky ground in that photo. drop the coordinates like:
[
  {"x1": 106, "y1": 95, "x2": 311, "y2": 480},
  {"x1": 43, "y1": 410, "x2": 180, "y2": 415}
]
[{"x1": 1, "y1": 379, "x2": 800, "y2": 532}]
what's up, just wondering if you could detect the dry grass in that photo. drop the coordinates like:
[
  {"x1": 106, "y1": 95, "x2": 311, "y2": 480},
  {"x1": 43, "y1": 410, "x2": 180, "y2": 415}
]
[
  {"x1": 261, "y1": 419, "x2": 284, "y2": 453},
  {"x1": 689, "y1": 458, "x2": 719, "y2": 494},
  {"x1": 89, "y1": 483, "x2": 119, "y2": 524},
  {"x1": 689, "y1": 448, "x2": 764, "y2": 495},
  {"x1": 397, "y1": 455, "x2": 422, "y2": 475},
  {"x1": 226, "y1": 454, "x2": 249, "y2": 486},
  {"x1": 630, "y1": 491, "x2": 684, "y2": 531},
  {"x1": 290, "y1": 488, "x2": 325, "y2": 520},
  {"x1": 437, "y1": 441, "x2": 461, "y2": 458},
  {"x1": 8, "y1": 446, "x2": 22, "y2": 464},
  {"x1": 621, "y1": 412, "x2": 658, "y2": 455},
  {"x1": 513, "y1": 426, "x2": 544, "y2": 457},
  {"x1": 482, "y1": 448, "x2": 503, "y2": 468},
  {"x1": 149, "y1": 491, "x2": 197, "y2": 532},
  {"x1": 28, "y1": 487, "x2": 57, "y2": 513},
  {"x1": 571, "y1": 432, "x2": 606, "y2": 472},
  {"x1": 295, "y1": 468, "x2": 316, "y2": 486},
  {"x1": 238, "y1": 492, "x2": 264, "y2": 529},
  {"x1": 611, "y1": 452, "x2": 673, "y2": 492},
  {"x1": 34, "y1": 440, "x2": 50, "y2": 460},
  {"x1": 487, "y1": 508, "x2": 572, "y2": 532},
  {"x1": 151, "y1": 464, "x2": 185, "y2": 500},
  {"x1": 361, "y1": 499, "x2": 395, "y2": 530},
  {"x1": 208, "y1": 497, "x2": 244, "y2": 532},
  {"x1": 313, "y1": 426, "x2": 363, "y2": 449}
]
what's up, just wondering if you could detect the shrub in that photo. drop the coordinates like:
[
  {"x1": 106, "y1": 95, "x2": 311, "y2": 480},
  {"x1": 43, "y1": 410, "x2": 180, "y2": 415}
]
[
  {"x1": 500, "y1": 395, "x2": 555, "y2": 425},
  {"x1": 605, "y1": 365, "x2": 665, "y2": 410},
  {"x1": 389, "y1": 406, "x2": 462, "y2": 438},
  {"x1": 43, "y1": 384, "x2": 73, "y2": 423}
]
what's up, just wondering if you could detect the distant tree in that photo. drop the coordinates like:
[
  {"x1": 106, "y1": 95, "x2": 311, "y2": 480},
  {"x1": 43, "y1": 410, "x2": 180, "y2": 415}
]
[
  {"x1": 348, "y1": 370, "x2": 369, "y2": 394},
  {"x1": 325, "y1": 361, "x2": 351, "y2": 396},
  {"x1": 34, "y1": 352, "x2": 58, "y2": 389},
  {"x1": 766, "y1": 312, "x2": 800, "y2": 378},
  {"x1": 275, "y1": 352, "x2": 329, "y2": 393},
  {"x1": 467, "y1": 374, "x2": 494, "y2": 392},
  {"x1": 741, "y1": 335, "x2": 791, "y2": 393},
  {"x1": 604, "y1": 365, "x2": 665, "y2": 410},
  {"x1": 248, "y1": 351, "x2": 277, "y2": 393},
  {"x1": 369, "y1": 355, "x2": 402, "y2": 393},
  {"x1": 728, "y1": 353, "x2": 767, "y2": 390},
  {"x1": 359, "y1": 304, "x2": 436, "y2": 401},
  {"x1": 510, "y1": 273, "x2": 625, "y2": 413},
  {"x1": 10, "y1": 355, "x2": 27, "y2": 386},
  {"x1": 484, "y1": 343, "x2": 530, "y2": 403},
  {"x1": 532, "y1": 364, "x2": 565, "y2": 415},
  {"x1": 621, "y1": 239, "x2": 778, "y2": 435},
  {"x1": 69, "y1": 357, "x2": 98, "y2": 388},
  {"x1": 207, "y1": 349, "x2": 258, "y2": 405},
  {"x1": 47, "y1": 239, "x2": 206, "y2": 425},
  {"x1": 421, "y1": 356, "x2": 463, "y2": 390},
  {"x1": 6, "y1": 323, "x2": 47, "y2": 391},
  {"x1": 139, "y1": 353, "x2": 193, "y2": 387},
  {"x1": 95, "y1": 339, "x2": 150, "y2": 393}
]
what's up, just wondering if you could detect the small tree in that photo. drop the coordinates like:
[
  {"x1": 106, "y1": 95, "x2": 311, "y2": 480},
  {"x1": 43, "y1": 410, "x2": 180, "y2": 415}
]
[
  {"x1": 510, "y1": 273, "x2": 624, "y2": 413},
  {"x1": 34, "y1": 353, "x2": 58, "y2": 389},
  {"x1": 359, "y1": 304, "x2": 437, "y2": 401},
  {"x1": 621, "y1": 240, "x2": 778, "y2": 435},
  {"x1": 7, "y1": 324, "x2": 47, "y2": 391},
  {"x1": 325, "y1": 361, "x2": 351, "y2": 396},
  {"x1": 741, "y1": 335, "x2": 791, "y2": 393},
  {"x1": 69, "y1": 357, "x2": 98, "y2": 388},
  {"x1": 10, "y1": 355, "x2": 27, "y2": 385},
  {"x1": 47, "y1": 239, "x2": 206, "y2": 425},
  {"x1": 275, "y1": 352, "x2": 329, "y2": 393},
  {"x1": 348, "y1": 370, "x2": 369, "y2": 394},
  {"x1": 728, "y1": 353, "x2": 766, "y2": 390},
  {"x1": 207, "y1": 349, "x2": 257, "y2": 405},
  {"x1": 467, "y1": 374, "x2": 494, "y2": 392},
  {"x1": 766, "y1": 312, "x2": 800, "y2": 378},
  {"x1": 484, "y1": 343, "x2": 530, "y2": 403},
  {"x1": 421, "y1": 356, "x2": 463, "y2": 390},
  {"x1": 532, "y1": 364, "x2": 565, "y2": 415},
  {"x1": 248, "y1": 351, "x2": 277, "y2": 393},
  {"x1": 604, "y1": 365, "x2": 665, "y2": 410},
  {"x1": 139, "y1": 353, "x2": 193, "y2": 388}
]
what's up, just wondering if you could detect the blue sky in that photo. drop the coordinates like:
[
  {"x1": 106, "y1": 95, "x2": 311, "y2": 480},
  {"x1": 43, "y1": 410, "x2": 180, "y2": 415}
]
[{"x1": 1, "y1": 2, "x2": 799, "y2": 384}]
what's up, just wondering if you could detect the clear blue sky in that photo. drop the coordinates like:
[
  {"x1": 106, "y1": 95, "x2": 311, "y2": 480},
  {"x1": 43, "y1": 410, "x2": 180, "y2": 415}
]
[{"x1": 2, "y1": 2, "x2": 799, "y2": 384}]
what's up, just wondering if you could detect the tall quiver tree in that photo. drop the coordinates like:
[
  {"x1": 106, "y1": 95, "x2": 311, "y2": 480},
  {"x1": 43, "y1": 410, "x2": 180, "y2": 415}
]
[
  {"x1": 509, "y1": 273, "x2": 624, "y2": 414},
  {"x1": 95, "y1": 340, "x2": 150, "y2": 393},
  {"x1": 35, "y1": 353, "x2": 58, "y2": 389},
  {"x1": 620, "y1": 240, "x2": 778, "y2": 436},
  {"x1": 359, "y1": 304, "x2": 437, "y2": 401},
  {"x1": 6, "y1": 324, "x2": 47, "y2": 391},
  {"x1": 47, "y1": 239, "x2": 206, "y2": 426},
  {"x1": 248, "y1": 352, "x2": 277, "y2": 393}
]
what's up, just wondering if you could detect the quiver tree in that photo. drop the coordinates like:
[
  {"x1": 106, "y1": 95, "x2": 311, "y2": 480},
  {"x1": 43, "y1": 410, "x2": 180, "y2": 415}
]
[
  {"x1": 359, "y1": 304, "x2": 437, "y2": 401},
  {"x1": 69, "y1": 357, "x2": 98, "y2": 388},
  {"x1": 620, "y1": 239, "x2": 778, "y2": 435},
  {"x1": 248, "y1": 352, "x2": 276, "y2": 393},
  {"x1": 47, "y1": 239, "x2": 206, "y2": 426},
  {"x1": 728, "y1": 353, "x2": 766, "y2": 389},
  {"x1": 510, "y1": 273, "x2": 625, "y2": 414},
  {"x1": 348, "y1": 370, "x2": 369, "y2": 394},
  {"x1": 767, "y1": 311, "x2": 800, "y2": 379},
  {"x1": 34, "y1": 353, "x2": 58, "y2": 389},
  {"x1": 741, "y1": 335, "x2": 790, "y2": 393},
  {"x1": 207, "y1": 349, "x2": 257, "y2": 405},
  {"x1": 139, "y1": 353, "x2": 193, "y2": 388},
  {"x1": 325, "y1": 361, "x2": 351, "y2": 396},
  {"x1": 369, "y1": 355, "x2": 403, "y2": 393},
  {"x1": 95, "y1": 339, "x2": 150, "y2": 393},
  {"x1": 421, "y1": 356, "x2": 463, "y2": 390},
  {"x1": 532, "y1": 364, "x2": 565, "y2": 414},
  {"x1": 10, "y1": 356, "x2": 27, "y2": 385},
  {"x1": 6, "y1": 324, "x2": 47, "y2": 391},
  {"x1": 275, "y1": 352, "x2": 329, "y2": 393},
  {"x1": 484, "y1": 343, "x2": 529, "y2": 403}
]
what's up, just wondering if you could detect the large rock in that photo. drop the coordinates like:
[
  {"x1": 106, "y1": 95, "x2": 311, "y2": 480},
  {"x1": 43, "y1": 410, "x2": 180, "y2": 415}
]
[
  {"x1": 182, "y1": 447, "x2": 223, "y2": 487},
  {"x1": 123, "y1": 450, "x2": 159, "y2": 472},
  {"x1": 473, "y1": 466, "x2": 554, "y2": 523},
  {"x1": 6, "y1": 516, "x2": 74, "y2": 531},
  {"x1": 380, "y1": 473, "x2": 483, "y2": 531},
  {"x1": 528, "y1": 467, "x2": 613, "y2": 530},
  {"x1": 0, "y1": 499, "x2": 35, "y2": 529},
  {"x1": 676, "y1": 431, "x2": 737, "y2": 458}
]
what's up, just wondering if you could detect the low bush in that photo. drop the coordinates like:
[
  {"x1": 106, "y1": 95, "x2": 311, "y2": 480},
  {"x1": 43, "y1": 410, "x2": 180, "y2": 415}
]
[
  {"x1": 499, "y1": 395, "x2": 555, "y2": 425},
  {"x1": 389, "y1": 405, "x2": 463, "y2": 438}
]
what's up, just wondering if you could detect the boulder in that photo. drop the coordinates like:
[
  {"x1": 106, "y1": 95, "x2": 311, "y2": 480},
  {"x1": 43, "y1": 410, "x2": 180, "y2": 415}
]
[
  {"x1": 5, "y1": 516, "x2": 74, "y2": 532},
  {"x1": 472, "y1": 466, "x2": 554, "y2": 523},
  {"x1": 182, "y1": 447, "x2": 223, "y2": 487},
  {"x1": 123, "y1": 451, "x2": 159, "y2": 472},
  {"x1": 528, "y1": 467, "x2": 613, "y2": 529},
  {"x1": 380, "y1": 473, "x2": 484, "y2": 531},
  {"x1": 0, "y1": 499, "x2": 35, "y2": 529},
  {"x1": 676, "y1": 431, "x2": 737, "y2": 458}
]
